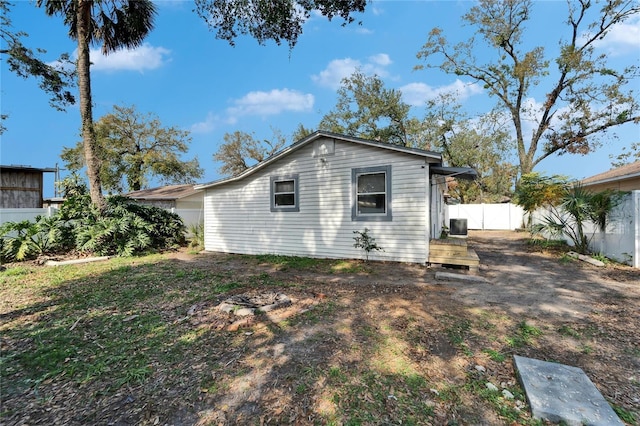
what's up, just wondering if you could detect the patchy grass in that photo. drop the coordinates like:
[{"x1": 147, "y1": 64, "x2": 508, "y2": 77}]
[
  {"x1": 506, "y1": 321, "x2": 543, "y2": 348},
  {"x1": 1, "y1": 248, "x2": 638, "y2": 425},
  {"x1": 252, "y1": 254, "x2": 326, "y2": 271},
  {"x1": 526, "y1": 238, "x2": 570, "y2": 252}
]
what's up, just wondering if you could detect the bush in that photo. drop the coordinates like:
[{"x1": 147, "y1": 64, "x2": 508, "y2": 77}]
[
  {"x1": 0, "y1": 196, "x2": 186, "y2": 261},
  {"x1": 187, "y1": 222, "x2": 204, "y2": 250},
  {"x1": 73, "y1": 196, "x2": 185, "y2": 256}
]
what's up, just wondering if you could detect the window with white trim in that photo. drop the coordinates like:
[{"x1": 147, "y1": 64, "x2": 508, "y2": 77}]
[
  {"x1": 352, "y1": 165, "x2": 392, "y2": 221},
  {"x1": 270, "y1": 174, "x2": 299, "y2": 212}
]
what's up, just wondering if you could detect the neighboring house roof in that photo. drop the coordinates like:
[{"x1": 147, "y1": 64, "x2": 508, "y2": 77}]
[
  {"x1": 125, "y1": 184, "x2": 200, "y2": 201},
  {"x1": 1, "y1": 164, "x2": 56, "y2": 173},
  {"x1": 195, "y1": 130, "x2": 443, "y2": 190},
  {"x1": 430, "y1": 166, "x2": 478, "y2": 181},
  {"x1": 581, "y1": 161, "x2": 640, "y2": 187}
]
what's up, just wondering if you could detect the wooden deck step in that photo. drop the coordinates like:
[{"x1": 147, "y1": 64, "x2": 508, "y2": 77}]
[
  {"x1": 430, "y1": 238, "x2": 469, "y2": 257},
  {"x1": 429, "y1": 248, "x2": 480, "y2": 274}
]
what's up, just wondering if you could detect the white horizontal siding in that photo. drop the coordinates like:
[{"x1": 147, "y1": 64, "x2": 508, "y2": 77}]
[{"x1": 204, "y1": 138, "x2": 431, "y2": 263}]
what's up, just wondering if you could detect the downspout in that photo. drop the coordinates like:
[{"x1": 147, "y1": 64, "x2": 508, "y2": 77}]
[{"x1": 425, "y1": 162, "x2": 431, "y2": 264}]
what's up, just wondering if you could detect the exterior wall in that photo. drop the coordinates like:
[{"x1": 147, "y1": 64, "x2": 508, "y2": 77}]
[
  {"x1": 203, "y1": 138, "x2": 431, "y2": 263},
  {"x1": 1, "y1": 170, "x2": 44, "y2": 208},
  {"x1": 583, "y1": 177, "x2": 640, "y2": 193},
  {"x1": 176, "y1": 192, "x2": 204, "y2": 210}
]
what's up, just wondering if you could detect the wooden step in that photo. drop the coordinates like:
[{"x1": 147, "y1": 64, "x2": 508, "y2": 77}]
[
  {"x1": 430, "y1": 238, "x2": 468, "y2": 257},
  {"x1": 429, "y1": 248, "x2": 479, "y2": 273}
]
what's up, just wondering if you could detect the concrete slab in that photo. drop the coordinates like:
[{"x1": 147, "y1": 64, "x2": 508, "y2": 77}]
[
  {"x1": 514, "y1": 355, "x2": 623, "y2": 426},
  {"x1": 45, "y1": 256, "x2": 111, "y2": 266},
  {"x1": 435, "y1": 271, "x2": 487, "y2": 283}
]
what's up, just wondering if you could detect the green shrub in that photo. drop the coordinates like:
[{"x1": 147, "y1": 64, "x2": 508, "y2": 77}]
[
  {"x1": 74, "y1": 196, "x2": 185, "y2": 256},
  {"x1": 0, "y1": 215, "x2": 71, "y2": 262},
  {"x1": 187, "y1": 222, "x2": 204, "y2": 249},
  {"x1": 1, "y1": 196, "x2": 186, "y2": 261},
  {"x1": 353, "y1": 228, "x2": 384, "y2": 261}
]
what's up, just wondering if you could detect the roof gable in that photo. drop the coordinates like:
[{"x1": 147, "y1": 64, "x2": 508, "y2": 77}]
[{"x1": 196, "y1": 131, "x2": 442, "y2": 190}]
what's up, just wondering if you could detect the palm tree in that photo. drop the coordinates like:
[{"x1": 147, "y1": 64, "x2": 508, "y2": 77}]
[{"x1": 37, "y1": 0, "x2": 157, "y2": 211}]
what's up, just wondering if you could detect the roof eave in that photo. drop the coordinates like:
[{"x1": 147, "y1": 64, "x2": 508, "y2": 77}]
[{"x1": 582, "y1": 172, "x2": 640, "y2": 187}]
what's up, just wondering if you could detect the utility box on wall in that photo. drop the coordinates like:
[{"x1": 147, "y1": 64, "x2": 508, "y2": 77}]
[{"x1": 450, "y1": 218, "x2": 468, "y2": 237}]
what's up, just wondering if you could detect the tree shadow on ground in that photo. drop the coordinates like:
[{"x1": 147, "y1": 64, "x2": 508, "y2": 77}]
[{"x1": 1, "y1": 238, "x2": 638, "y2": 425}]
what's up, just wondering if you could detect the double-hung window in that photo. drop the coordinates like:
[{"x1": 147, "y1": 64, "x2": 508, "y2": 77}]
[
  {"x1": 270, "y1": 174, "x2": 299, "y2": 212},
  {"x1": 352, "y1": 165, "x2": 392, "y2": 221}
]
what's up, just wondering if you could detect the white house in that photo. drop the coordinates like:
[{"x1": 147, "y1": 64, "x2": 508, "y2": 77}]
[{"x1": 195, "y1": 131, "x2": 474, "y2": 263}]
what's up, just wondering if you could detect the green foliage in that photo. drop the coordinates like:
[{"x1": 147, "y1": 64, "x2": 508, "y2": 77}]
[
  {"x1": 612, "y1": 405, "x2": 637, "y2": 424},
  {"x1": 0, "y1": 0, "x2": 75, "y2": 127},
  {"x1": 0, "y1": 196, "x2": 185, "y2": 261},
  {"x1": 0, "y1": 216, "x2": 71, "y2": 262},
  {"x1": 424, "y1": 95, "x2": 516, "y2": 203},
  {"x1": 482, "y1": 349, "x2": 506, "y2": 363},
  {"x1": 353, "y1": 228, "x2": 383, "y2": 261},
  {"x1": 526, "y1": 238, "x2": 568, "y2": 250},
  {"x1": 506, "y1": 321, "x2": 542, "y2": 347},
  {"x1": 187, "y1": 222, "x2": 204, "y2": 250},
  {"x1": 318, "y1": 70, "x2": 416, "y2": 147},
  {"x1": 193, "y1": 0, "x2": 365, "y2": 49},
  {"x1": 514, "y1": 172, "x2": 568, "y2": 217},
  {"x1": 55, "y1": 171, "x2": 88, "y2": 198},
  {"x1": 61, "y1": 105, "x2": 203, "y2": 193},
  {"x1": 40, "y1": 0, "x2": 158, "y2": 210},
  {"x1": 416, "y1": 0, "x2": 640, "y2": 177},
  {"x1": 213, "y1": 128, "x2": 286, "y2": 177},
  {"x1": 610, "y1": 142, "x2": 640, "y2": 168},
  {"x1": 532, "y1": 184, "x2": 624, "y2": 254},
  {"x1": 253, "y1": 254, "x2": 322, "y2": 270},
  {"x1": 591, "y1": 253, "x2": 610, "y2": 264}
]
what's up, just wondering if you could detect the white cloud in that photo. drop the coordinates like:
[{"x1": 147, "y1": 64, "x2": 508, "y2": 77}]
[
  {"x1": 400, "y1": 80, "x2": 483, "y2": 107},
  {"x1": 226, "y1": 89, "x2": 314, "y2": 123},
  {"x1": 90, "y1": 43, "x2": 171, "y2": 72},
  {"x1": 311, "y1": 54, "x2": 393, "y2": 89},
  {"x1": 369, "y1": 53, "x2": 391, "y2": 66},
  {"x1": 190, "y1": 112, "x2": 221, "y2": 134},
  {"x1": 191, "y1": 89, "x2": 314, "y2": 133},
  {"x1": 585, "y1": 15, "x2": 640, "y2": 56},
  {"x1": 371, "y1": 5, "x2": 384, "y2": 16},
  {"x1": 355, "y1": 27, "x2": 374, "y2": 35}
]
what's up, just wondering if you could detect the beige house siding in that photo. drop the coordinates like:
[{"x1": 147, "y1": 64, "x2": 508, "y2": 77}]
[
  {"x1": 581, "y1": 177, "x2": 640, "y2": 193},
  {"x1": 203, "y1": 137, "x2": 434, "y2": 263},
  {"x1": 581, "y1": 161, "x2": 640, "y2": 192}
]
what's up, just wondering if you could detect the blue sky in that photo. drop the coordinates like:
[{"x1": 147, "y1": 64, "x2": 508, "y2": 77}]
[{"x1": 1, "y1": 0, "x2": 639, "y2": 197}]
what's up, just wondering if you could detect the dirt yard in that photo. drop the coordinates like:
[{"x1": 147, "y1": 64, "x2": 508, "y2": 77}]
[
  {"x1": 158, "y1": 230, "x2": 640, "y2": 424},
  {"x1": 2, "y1": 230, "x2": 639, "y2": 425}
]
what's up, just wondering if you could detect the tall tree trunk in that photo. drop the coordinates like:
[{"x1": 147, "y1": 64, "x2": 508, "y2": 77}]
[{"x1": 76, "y1": 0, "x2": 106, "y2": 211}]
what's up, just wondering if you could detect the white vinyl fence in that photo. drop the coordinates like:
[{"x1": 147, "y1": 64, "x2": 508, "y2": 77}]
[
  {"x1": 1, "y1": 207, "x2": 203, "y2": 232},
  {"x1": 170, "y1": 208, "x2": 203, "y2": 229},
  {"x1": 0, "y1": 207, "x2": 58, "y2": 226},
  {"x1": 448, "y1": 197, "x2": 639, "y2": 268},
  {"x1": 586, "y1": 191, "x2": 639, "y2": 268},
  {"x1": 532, "y1": 191, "x2": 640, "y2": 268},
  {"x1": 447, "y1": 203, "x2": 525, "y2": 230}
]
